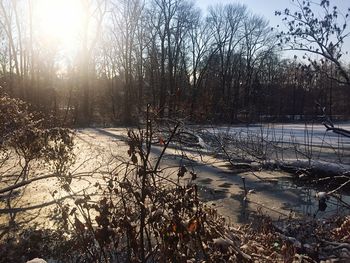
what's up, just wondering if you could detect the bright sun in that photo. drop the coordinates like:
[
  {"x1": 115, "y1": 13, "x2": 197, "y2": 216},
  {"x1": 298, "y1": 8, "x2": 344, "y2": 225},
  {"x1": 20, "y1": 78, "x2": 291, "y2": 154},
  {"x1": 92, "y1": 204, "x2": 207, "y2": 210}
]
[{"x1": 34, "y1": 0, "x2": 84, "y2": 55}]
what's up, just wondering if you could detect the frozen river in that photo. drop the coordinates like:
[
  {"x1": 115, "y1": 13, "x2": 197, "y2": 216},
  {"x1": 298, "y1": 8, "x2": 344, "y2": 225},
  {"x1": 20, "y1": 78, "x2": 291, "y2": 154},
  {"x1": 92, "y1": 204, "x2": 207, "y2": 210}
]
[
  {"x1": 1, "y1": 124, "x2": 350, "y2": 236},
  {"x1": 202, "y1": 123, "x2": 350, "y2": 146}
]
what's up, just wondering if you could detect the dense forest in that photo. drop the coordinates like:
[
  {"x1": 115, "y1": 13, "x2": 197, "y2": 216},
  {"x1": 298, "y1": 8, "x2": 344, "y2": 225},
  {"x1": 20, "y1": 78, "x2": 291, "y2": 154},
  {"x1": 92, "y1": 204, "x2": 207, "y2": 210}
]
[{"x1": 0, "y1": 0, "x2": 349, "y2": 125}]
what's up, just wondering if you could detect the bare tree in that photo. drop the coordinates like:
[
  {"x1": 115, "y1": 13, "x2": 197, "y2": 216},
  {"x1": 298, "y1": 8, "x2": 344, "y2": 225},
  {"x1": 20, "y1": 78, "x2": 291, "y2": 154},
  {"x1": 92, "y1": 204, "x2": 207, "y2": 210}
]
[
  {"x1": 109, "y1": 0, "x2": 143, "y2": 124},
  {"x1": 207, "y1": 4, "x2": 247, "y2": 119},
  {"x1": 0, "y1": 0, "x2": 20, "y2": 95},
  {"x1": 187, "y1": 9, "x2": 215, "y2": 117},
  {"x1": 242, "y1": 14, "x2": 276, "y2": 119},
  {"x1": 77, "y1": 0, "x2": 107, "y2": 125},
  {"x1": 276, "y1": 0, "x2": 350, "y2": 85}
]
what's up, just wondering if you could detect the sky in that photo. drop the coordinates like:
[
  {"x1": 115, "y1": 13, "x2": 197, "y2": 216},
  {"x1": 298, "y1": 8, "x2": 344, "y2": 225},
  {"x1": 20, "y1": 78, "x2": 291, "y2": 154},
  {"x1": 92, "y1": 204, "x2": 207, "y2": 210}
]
[
  {"x1": 196, "y1": 0, "x2": 350, "y2": 62},
  {"x1": 196, "y1": 0, "x2": 287, "y2": 26},
  {"x1": 196, "y1": 0, "x2": 349, "y2": 27}
]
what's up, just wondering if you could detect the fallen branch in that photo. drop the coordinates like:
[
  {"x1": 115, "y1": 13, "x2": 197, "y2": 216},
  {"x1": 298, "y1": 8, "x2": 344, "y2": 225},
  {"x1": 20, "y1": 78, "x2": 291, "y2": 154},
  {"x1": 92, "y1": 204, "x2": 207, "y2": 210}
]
[
  {"x1": 0, "y1": 173, "x2": 58, "y2": 194},
  {"x1": 324, "y1": 123, "x2": 350, "y2": 138}
]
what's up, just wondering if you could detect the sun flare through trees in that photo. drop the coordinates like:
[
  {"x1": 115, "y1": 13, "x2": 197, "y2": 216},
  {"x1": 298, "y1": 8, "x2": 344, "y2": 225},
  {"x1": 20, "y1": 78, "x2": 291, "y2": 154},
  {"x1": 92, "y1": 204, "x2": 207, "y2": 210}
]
[
  {"x1": 34, "y1": 0, "x2": 85, "y2": 56},
  {"x1": 0, "y1": 0, "x2": 349, "y2": 125}
]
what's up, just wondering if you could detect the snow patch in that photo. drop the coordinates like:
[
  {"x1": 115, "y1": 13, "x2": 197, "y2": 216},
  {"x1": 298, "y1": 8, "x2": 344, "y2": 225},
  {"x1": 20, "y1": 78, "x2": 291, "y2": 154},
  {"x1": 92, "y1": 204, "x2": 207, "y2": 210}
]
[{"x1": 26, "y1": 259, "x2": 47, "y2": 263}]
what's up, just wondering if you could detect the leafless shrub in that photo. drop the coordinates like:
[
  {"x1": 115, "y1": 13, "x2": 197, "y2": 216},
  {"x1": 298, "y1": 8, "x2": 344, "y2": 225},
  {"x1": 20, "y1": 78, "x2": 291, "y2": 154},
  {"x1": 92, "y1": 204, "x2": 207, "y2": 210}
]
[
  {"x1": 0, "y1": 92, "x2": 75, "y2": 235},
  {"x1": 48, "y1": 108, "x2": 253, "y2": 262}
]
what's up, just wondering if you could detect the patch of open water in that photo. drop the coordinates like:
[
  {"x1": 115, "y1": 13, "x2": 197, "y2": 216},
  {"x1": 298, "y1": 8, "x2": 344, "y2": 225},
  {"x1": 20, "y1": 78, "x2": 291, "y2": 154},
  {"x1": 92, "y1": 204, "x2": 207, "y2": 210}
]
[{"x1": 276, "y1": 177, "x2": 350, "y2": 219}]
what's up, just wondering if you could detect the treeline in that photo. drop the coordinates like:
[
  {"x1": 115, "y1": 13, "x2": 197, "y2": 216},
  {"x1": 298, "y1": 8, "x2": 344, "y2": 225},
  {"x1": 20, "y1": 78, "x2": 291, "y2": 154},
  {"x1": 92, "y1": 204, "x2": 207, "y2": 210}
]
[{"x1": 0, "y1": 0, "x2": 349, "y2": 125}]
